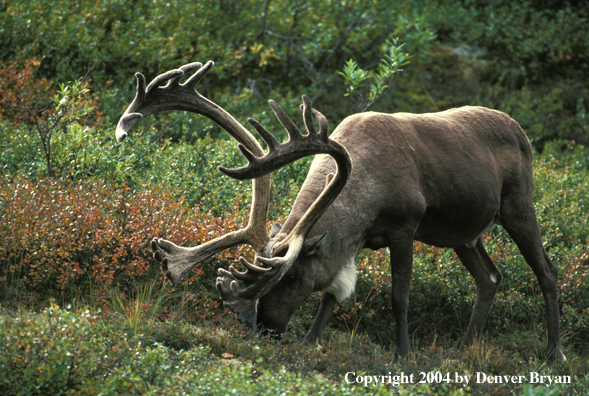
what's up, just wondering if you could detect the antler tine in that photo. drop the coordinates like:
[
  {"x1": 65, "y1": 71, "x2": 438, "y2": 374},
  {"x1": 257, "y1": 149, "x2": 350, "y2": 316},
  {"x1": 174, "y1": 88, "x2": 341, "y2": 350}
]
[
  {"x1": 183, "y1": 60, "x2": 214, "y2": 88},
  {"x1": 144, "y1": 61, "x2": 212, "y2": 93},
  {"x1": 313, "y1": 109, "x2": 329, "y2": 137},
  {"x1": 115, "y1": 73, "x2": 148, "y2": 142},
  {"x1": 229, "y1": 267, "x2": 258, "y2": 282},
  {"x1": 179, "y1": 61, "x2": 204, "y2": 72},
  {"x1": 219, "y1": 95, "x2": 342, "y2": 181},
  {"x1": 300, "y1": 95, "x2": 329, "y2": 139},
  {"x1": 135, "y1": 72, "x2": 147, "y2": 103},
  {"x1": 145, "y1": 62, "x2": 214, "y2": 93},
  {"x1": 269, "y1": 100, "x2": 304, "y2": 141},
  {"x1": 301, "y1": 95, "x2": 318, "y2": 136},
  {"x1": 146, "y1": 69, "x2": 185, "y2": 92},
  {"x1": 238, "y1": 257, "x2": 273, "y2": 273},
  {"x1": 248, "y1": 118, "x2": 280, "y2": 151}
]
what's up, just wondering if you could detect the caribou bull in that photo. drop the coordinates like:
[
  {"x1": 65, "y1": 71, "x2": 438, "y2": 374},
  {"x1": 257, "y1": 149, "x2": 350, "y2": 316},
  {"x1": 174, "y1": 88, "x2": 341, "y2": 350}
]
[{"x1": 116, "y1": 61, "x2": 565, "y2": 362}]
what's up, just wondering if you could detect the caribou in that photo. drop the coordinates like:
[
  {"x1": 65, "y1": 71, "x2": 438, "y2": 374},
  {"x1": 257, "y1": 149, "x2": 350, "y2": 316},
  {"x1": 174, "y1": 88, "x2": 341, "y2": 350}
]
[{"x1": 116, "y1": 61, "x2": 565, "y2": 362}]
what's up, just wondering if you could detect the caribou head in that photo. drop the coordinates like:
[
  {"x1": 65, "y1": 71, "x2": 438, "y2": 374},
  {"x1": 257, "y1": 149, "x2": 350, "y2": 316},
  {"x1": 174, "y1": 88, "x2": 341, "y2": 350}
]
[{"x1": 117, "y1": 61, "x2": 566, "y2": 362}]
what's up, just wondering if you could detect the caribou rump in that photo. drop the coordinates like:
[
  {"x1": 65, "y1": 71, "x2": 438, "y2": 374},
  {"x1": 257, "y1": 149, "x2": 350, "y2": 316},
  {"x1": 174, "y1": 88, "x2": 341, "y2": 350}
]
[{"x1": 116, "y1": 61, "x2": 565, "y2": 362}]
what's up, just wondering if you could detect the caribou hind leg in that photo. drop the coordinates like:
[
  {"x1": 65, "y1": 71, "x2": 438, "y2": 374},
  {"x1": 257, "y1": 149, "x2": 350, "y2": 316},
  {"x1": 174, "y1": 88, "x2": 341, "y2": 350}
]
[
  {"x1": 499, "y1": 199, "x2": 566, "y2": 361},
  {"x1": 454, "y1": 237, "x2": 503, "y2": 349}
]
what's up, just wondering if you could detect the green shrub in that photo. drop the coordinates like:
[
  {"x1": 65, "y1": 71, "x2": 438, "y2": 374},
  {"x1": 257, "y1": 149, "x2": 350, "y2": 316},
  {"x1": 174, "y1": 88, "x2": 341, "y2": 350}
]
[
  {"x1": 1, "y1": 302, "x2": 582, "y2": 395},
  {"x1": 475, "y1": 85, "x2": 589, "y2": 151},
  {"x1": 131, "y1": 131, "x2": 312, "y2": 219},
  {"x1": 0, "y1": 304, "x2": 127, "y2": 395},
  {"x1": 0, "y1": 304, "x2": 416, "y2": 396},
  {"x1": 0, "y1": 0, "x2": 421, "y2": 125},
  {"x1": 426, "y1": 1, "x2": 589, "y2": 84},
  {"x1": 2, "y1": 0, "x2": 588, "y2": 149}
]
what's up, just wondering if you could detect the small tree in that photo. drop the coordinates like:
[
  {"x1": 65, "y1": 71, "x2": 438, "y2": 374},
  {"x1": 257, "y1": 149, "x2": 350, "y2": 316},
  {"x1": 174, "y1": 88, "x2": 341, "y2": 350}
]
[
  {"x1": 338, "y1": 38, "x2": 411, "y2": 112},
  {"x1": 26, "y1": 78, "x2": 94, "y2": 177}
]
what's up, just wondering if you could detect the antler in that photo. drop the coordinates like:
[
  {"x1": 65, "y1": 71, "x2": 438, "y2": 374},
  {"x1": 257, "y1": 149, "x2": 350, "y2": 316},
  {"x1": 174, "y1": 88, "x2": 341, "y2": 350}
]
[
  {"x1": 116, "y1": 61, "x2": 271, "y2": 284},
  {"x1": 216, "y1": 95, "x2": 351, "y2": 300}
]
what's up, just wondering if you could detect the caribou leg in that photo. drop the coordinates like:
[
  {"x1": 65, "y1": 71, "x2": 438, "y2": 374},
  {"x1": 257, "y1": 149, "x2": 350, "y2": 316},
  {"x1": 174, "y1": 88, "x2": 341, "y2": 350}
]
[
  {"x1": 300, "y1": 292, "x2": 337, "y2": 345},
  {"x1": 454, "y1": 236, "x2": 502, "y2": 349},
  {"x1": 499, "y1": 200, "x2": 566, "y2": 361},
  {"x1": 389, "y1": 236, "x2": 415, "y2": 362}
]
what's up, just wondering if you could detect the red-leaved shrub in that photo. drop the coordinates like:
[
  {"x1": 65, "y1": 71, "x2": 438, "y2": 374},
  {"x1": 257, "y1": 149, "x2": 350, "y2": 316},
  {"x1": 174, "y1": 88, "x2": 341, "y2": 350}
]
[
  {"x1": 0, "y1": 58, "x2": 54, "y2": 124},
  {"x1": 0, "y1": 175, "x2": 249, "y2": 300}
]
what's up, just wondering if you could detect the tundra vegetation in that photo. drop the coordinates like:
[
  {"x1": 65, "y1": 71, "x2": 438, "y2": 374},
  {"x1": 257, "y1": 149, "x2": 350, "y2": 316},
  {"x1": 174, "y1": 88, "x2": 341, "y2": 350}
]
[{"x1": 1, "y1": 0, "x2": 588, "y2": 395}]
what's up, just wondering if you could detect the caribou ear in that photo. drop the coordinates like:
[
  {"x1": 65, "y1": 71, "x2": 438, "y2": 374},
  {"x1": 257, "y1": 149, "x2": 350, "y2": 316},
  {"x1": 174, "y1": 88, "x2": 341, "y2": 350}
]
[
  {"x1": 269, "y1": 222, "x2": 282, "y2": 238},
  {"x1": 302, "y1": 233, "x2": 327, "y2": 256}
]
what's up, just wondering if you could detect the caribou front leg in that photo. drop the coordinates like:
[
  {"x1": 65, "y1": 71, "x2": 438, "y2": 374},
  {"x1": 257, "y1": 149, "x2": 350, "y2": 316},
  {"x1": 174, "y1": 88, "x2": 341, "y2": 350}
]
[
  {"x1": 300, "y1": 292, "x2": 337, "y2": 345},
  {"x1": 389, "y1": 236, "x2": 415, "y2": 363}
]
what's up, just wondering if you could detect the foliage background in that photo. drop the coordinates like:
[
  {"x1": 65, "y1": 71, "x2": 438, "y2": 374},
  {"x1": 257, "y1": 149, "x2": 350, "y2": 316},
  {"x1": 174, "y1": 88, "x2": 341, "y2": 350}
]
[{"x1": 1, "y1": 0, "x2": 588, "y2": 394}]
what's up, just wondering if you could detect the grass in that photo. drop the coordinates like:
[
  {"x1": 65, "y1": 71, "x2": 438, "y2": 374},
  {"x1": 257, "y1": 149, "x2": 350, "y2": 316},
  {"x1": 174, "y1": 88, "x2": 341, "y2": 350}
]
[
  {"x1": 1, "y1": 282, "x2": 587, "y2": 396},
  {"x1": 107, "y1": 280, "x2": 173, "y2": 337}
]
